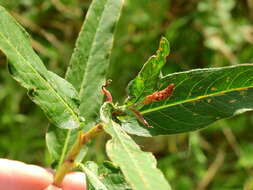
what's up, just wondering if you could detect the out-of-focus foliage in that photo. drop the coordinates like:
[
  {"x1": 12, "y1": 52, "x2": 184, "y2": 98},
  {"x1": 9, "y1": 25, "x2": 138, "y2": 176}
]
[{"x1": 0, "y1": 0, "x2": 253, "y2": 189}]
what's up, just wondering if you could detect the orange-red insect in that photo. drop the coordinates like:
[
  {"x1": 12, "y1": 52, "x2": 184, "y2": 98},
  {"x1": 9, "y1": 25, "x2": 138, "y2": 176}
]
[
  {"x1": 142, "y1": 83, "x2": 175, "y2": 105},
  {"x1": 102, "y1": 80, "x2": 113, "y2": 103},
  {"x1": 129, "y1": 83, "x2": 175, "y2": 128}
]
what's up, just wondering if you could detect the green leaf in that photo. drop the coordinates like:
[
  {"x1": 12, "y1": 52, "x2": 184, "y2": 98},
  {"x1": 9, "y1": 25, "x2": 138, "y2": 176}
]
[
  {"x1": 100, "y1": 104, "x2": 171, "y2": 190},
  {"x1": 100, "y1": 161, "x2": 132, "y2": 190},
  {"x1": 45, "y1": 0, "x2": 124, "y2": 166},
  {"x1": 126, "y1": 37, "x2": 170, "y2": 105},
  {"x1": 46, "y1": 123, "x2": 88, "y2": 165},
  {"x1": 80, "y1": 161, "x2": 131, "y2": 190},
  {"x1": 65, "y1": 0, "x2": 124, "y2": 127},
  {"x1": 46, "y1": 126, "x2": 88, "y2": 165},
  {"x1": 80, "y1": 161, "x2": 108, "y2": 190},
  {"x1": 0, "y1": 6, "x2": 80, "y2": 129},
  {"x1": 121, "y1": 64, "x2": 253, "y2": 136}
]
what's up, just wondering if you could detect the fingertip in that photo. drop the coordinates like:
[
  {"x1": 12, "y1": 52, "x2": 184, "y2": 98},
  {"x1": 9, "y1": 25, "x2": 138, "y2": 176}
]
[
  {"x1": 43, "y1": 185, "x2": 62, "y2": 190},
  {"x1": 0, "y1": 159, "x2": 53, "y2": 190},
  {"x1": 60, "y1": 172, "x2": 86, "y2": 190}
]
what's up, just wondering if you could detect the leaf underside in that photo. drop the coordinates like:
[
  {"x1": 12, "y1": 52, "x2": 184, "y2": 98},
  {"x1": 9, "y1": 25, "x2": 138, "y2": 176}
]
[
  {"x1": 121, "y1": 64, "x2": 253, "y2": 136},
  {"x1": 0, "y1": 6, "x2": 80, "y2": 130},
  {"x1": 104, "y1": 119, "x2": 171, "y2": 190},
  {"x1": 46, "y1": 0, "x2": 124, "y2": 165}
]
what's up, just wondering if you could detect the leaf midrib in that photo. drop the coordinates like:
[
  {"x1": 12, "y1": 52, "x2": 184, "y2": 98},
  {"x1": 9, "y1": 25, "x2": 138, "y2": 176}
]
[
  {"x1": 78, "y1": 0, "x2": 109, "y2": 97},
  {"x1": 0, "y1": 29, "x2": 80, "y2": 124},
  {"x1": 141, "y1": 86, "x2": 253, "y2": 115},
  {"x1": 57, "y1": 130, "x2": 72, "y2": 167}
]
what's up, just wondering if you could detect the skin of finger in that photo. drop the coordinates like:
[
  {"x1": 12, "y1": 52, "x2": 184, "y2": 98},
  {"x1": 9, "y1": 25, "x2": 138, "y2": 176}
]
[
  {"x1": 0, "y1": 159, "x2": 53, "y2": 190},
  {"x1": 60, "y1": 172, "x2": 86, "y2": 190},
  {"x1": 44, "y1": 185, "x2": 62, "y2": 190},
  {"x1": 0, "y1": 159, "x2": 86, "y2": 190}
]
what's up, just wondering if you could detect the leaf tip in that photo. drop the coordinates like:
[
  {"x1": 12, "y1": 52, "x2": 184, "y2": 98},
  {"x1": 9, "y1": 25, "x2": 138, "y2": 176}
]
[{"x1": 158, "y1": 37, "x2": 170, "y2": 57}]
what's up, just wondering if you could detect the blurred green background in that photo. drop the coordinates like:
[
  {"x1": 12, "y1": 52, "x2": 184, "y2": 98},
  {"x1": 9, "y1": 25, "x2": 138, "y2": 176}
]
[{"x1": 0, "y1": 0, "x2": 253, "y2": 189}]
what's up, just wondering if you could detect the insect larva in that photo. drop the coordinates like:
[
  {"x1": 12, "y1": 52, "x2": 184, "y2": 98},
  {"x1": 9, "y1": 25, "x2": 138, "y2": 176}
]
[
  {"x1": 142, "y1": 83, "x2": 175, "y2": 105},
  {"x1": 102, "y1": 79, "x2": 113, "y2": 102}
]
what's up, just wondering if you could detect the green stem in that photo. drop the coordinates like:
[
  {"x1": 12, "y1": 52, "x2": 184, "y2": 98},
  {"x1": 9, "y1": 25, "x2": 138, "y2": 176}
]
[{"x1": 53, "y1": 123, "x2": 104, "y2": 186}]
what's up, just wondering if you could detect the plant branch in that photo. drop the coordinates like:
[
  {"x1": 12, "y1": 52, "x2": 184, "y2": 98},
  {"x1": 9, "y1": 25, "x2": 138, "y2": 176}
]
[
  {"x1": 196, "y1": 147, "x2": 225, "y2": 190},
  {"x1": 53, "y1": 123, "x2": 104, "y2": 186}
]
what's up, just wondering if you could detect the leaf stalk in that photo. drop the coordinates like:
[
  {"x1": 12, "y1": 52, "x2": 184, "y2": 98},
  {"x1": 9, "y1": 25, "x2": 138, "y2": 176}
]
[{"x1": 53, "y1": 123, "x2": 104, "y2": 186}]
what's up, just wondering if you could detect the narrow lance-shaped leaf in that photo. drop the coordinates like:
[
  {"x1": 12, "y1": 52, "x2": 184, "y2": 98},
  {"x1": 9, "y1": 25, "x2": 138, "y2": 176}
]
[
  {"x1": 0, "y1": 6, "x2": 80, "y2": 129},
  {"x1": 126, "y1": 37, "x2": 170, "y2": 105},
  {"x1": 121, "y1": 64, "x2": 253, "y2": 136},
  {"x1": 101, "y1": 103, "x2": 171, "y2": 190},
  {"x1": 65, "y1": 0, "x2": 124, "y2": 128},
  {"x1": 46, "y1": 0, "x2": 124, "y2": 165}
]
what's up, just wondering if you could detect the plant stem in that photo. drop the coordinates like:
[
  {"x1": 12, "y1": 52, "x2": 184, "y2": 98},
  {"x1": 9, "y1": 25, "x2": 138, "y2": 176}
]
[{"x1": 53, "y1": 123, "x2": 104, "y2": 186}]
